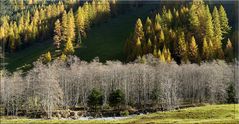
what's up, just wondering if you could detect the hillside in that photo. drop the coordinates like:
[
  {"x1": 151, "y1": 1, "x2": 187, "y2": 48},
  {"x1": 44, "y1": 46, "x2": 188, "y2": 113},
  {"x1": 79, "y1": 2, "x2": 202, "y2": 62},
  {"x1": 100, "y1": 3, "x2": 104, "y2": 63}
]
[
  {"x1": 4, "y1": 4, "x2": 157, "y2": 71},
  {"x1": 2, "y1": 1, "x2": 238, "y2": 71},
  {"x1": 1, "y1": 104, "x2": 238, "y2": 124}
]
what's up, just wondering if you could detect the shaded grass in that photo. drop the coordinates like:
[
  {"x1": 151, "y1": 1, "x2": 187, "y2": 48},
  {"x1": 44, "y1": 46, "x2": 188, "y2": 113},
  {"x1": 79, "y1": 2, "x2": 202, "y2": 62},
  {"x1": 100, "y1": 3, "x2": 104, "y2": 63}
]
[
  {"x1": 77, "y1": 4, "x2": 156, "y2": 62},
  {"x1": 1, "y1": 104, "x2": 238, "y2": 124},
  {"x1": 5, "y1": 41, "x2": 54, "y2": 72}
]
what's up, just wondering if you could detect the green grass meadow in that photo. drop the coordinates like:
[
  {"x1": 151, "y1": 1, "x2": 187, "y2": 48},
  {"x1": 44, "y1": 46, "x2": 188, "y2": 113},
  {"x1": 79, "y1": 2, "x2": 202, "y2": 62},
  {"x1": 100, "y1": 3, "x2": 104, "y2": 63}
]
[{"x1": 1, "y1": 104, "x2": 238, "y2": 124}]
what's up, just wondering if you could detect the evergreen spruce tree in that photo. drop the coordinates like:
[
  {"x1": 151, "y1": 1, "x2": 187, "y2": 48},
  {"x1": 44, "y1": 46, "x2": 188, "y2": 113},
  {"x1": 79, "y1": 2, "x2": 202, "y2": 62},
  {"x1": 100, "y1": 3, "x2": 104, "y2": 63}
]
[
  {"x1": 208, "y1": 39, "x2": 214, "y2": 60},
  {"x1": 134, "y1": 18, "x2": 144, "y2": 41},
  {"x1": 87, "y1": 88, "x2": 104, "y2": 111},
  {"x1": 153, "y1": 45, "x2": 158, "y2": 57},
  {"x1": 157, "y1": 49, "x2": 161, "y2": 59},
  {"x1": 225, "y1": 38, "x2": 233, "y2": 62},
  {"x1": 189, "y1": 3, "x2": 200, "y2": 37},
  {"x1": 13, "y1": 23, "x2": 21, "y2": 49},
  {"x1": 147, "y1": 38, "x2": 152, "y2": 53},
  {"x1": 67, "y1": 9, "x2": 76, "y2": 43},
  {"x1": 159, "y1": 51, "x2": 165, "y2": 62},
  {"x1": 64, "y1": 39, "x2": 75, "y2": 55},
  {"x1": 61, "y1": 11, "x2": 68, "y2": 43},
  {"x1": 9, "y1": 26, "x2": 15, "y2": 52},
  {"x1": 202, "y1": 37, "x2": 209, "y2": 60},
  {"x1": 212, "y1": 7, "x2": 223, "y2": 47},
  {"x1": 154, "y1": 13, "x2": 161, "y2": 33},
  {"x1": 145, "y1": 17, "x2": 153, "y2": 38},
  {"x1": 205, "y1": 5, "x2": 214, "y2": 41},
  {"x1": 188, "y1": 36, "x2": 199, "y2": 63},
  {"x1": 18, "y1": 16, "x2": 24, "y2": 33},
  {"x1": 134, "y1": 37, "x2": 142, "y2": 57},
  {"x1": 109, "y1": 89, "x2": 125, "y2": 109},
  {"x1": 167, "y1": 49, "x2": 172, "y2": 63},
  {"x1": 44, "y1": 51, "x2": 52, "y2": 63},
  {"x1": 60, "y1": 53, "x2": 67, "y2": 61},
  {"x1": 53, "y1": 19, "x2": 62, "y2": 49},
  {"x1": 162, "y1": 45, "x2": 168, "y2": 60},
  {"x1": 177, "y1": 32, "x2": 188, "y2": 63},
  {"x1": 159, "y1": 30, "x2": 165, "y2": 43},
  {"x1": 219, "y1": 5, "x2": 231, "y2": 35},
  {"x1": 76, "y1": 7, "x2": 86, "y2": 38},
  {"x1": 212, "y1": 7, "x2": 224, "y2": 60},
  {"x1": 83, "y1": 2, "x2": 90, "y2": 30}
]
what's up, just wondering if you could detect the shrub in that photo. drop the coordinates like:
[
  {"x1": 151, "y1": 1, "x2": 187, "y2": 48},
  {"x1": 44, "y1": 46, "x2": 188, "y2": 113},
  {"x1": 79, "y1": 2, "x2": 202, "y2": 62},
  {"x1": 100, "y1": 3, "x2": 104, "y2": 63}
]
[
  {"x1": 150, "y1": 88, "x2": 161, "y2": 104},
  {"x1": 120, "y1": 110, "x2": 129, "y2": 116},
  {"x1": 109, "y1": 89, "x2": 125, "y2": 109},
  {"x1": 87, "y1": 88, "x2": 104, "y2": 111},
  {"x1": 226, "y1": 82, "x2": 236, "y2": 103}
]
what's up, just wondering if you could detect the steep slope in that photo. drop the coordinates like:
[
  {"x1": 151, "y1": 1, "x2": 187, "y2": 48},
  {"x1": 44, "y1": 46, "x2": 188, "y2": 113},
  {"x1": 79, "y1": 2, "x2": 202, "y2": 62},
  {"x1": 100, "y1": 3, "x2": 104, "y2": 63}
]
[
  {"x1": 5, "y1": 4, "x2": 157, "y2": 71},
  {"x1": 77, "y1": 4, "x2": 156, "y2": 62}
]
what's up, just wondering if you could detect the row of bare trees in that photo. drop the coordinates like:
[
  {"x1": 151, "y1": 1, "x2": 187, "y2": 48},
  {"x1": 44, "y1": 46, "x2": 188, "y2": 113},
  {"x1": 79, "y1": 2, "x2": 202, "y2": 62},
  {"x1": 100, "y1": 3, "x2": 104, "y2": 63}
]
[{"x1": 0, "y1": 55, "x2": 236, "y2": 118}]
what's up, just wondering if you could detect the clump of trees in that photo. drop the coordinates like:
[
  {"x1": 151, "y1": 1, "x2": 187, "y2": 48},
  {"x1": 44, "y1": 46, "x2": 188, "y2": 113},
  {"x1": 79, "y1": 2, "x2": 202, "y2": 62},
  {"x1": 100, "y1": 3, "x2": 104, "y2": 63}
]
[
  {"x1": 0, "y1": 55, "x2": 236, "y2": 118},
  {"x1": 125, "y1": 0, "x2": 234, "y2": 63},
  {"x1": 52, "y1": 0, "x2": 111, "y2": 59},
  {"x1": 0, "y1": 1, "x2": 65, "y2": 52},
  {"x1": 0, "y1": 0, "x2": 111, "y2": 54}
]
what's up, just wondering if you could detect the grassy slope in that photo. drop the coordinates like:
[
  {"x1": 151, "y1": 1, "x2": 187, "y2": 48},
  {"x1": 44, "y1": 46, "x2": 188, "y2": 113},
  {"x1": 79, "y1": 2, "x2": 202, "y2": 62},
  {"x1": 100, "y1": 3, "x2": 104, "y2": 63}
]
[
  {"x1": 1, "y1": 104, "x2": 239, "y2": 124},
  {"x1": 77, "y1": 5, "x2": 155, "y2": 62},
  {"x1": 5, "y1": 41, "x2": 54, "y2": 71},
  {"x1": 5, "y1": 5, "x2": 156, "y2": 71}
]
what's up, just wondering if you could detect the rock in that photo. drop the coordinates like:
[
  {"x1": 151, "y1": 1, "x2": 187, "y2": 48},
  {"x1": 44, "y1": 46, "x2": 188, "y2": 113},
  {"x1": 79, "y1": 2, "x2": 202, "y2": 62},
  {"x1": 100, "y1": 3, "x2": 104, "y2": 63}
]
[
  {"x1": 77, "y1": 111, "x2": 84, "y2": 117},
  {"x1": 60, "y1": 110, "x2": 70, "y2": 118},
  {"x1": 70, "y1": 111, "x2": 79, "y2": 120},
  {"x1": 56, "y1": 112, "x2": 61, "y2": 119}
]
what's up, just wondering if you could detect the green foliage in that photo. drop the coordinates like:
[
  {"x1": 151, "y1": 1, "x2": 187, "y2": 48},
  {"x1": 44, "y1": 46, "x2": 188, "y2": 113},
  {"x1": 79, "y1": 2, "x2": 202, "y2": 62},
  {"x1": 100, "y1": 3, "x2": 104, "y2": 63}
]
[
  {"x1": 44, "y1": 51, "x2": 51, "y2": 63},
  {"x1": 134, "y1": 18, "x2": 144, "y2": 41},
  {"x1": 226, "y1": 82, "x2": 236, "y2": 104},
  {"x1": 189, "y1": 4, "x2": 200, "y2": 30},
  {"x1": 205, "y1": 5, "x2": 214, "y2": 41},
  {"x1": 125, "y1": 2, "x2": 234, "y2": 63},
  {"x1": 212, "y1": 7, "x2": 222, "y2": 42},
  {"x1": 150, "y1": 88, "x2": 161, "y2": 104},
  {"x1": 177, "y1": 32, "x2": 188, "y2": 63},
  {"x1": 212, "y1": 6, "x2": 224, "y2": 59},
  {"x1": 60, "y1": 53, "x2": 67, "y2": 62},
  {"x1": 1, "y1": 1, "x2": 65, "y2": 52},
  {"x1": 67, "y1": 9, "x2": 76, "y2": 43},
  {"x1": 120, "y1": 110, "x2": 129, "y2": 116},
  {"x1": 109, "y1": 89, "x2": 125, "y2": 108},
  {"x1": 188, "y1": 36, "x2": 199, "y2": 63},
  {"x1": 62, "y1": 11, "x2": 68, "y2": 43},
  {"x1": 145, "y1": 17, "x2": 153, "y2": 38},
  {"x1": 202, "y1": 37, "x2": 209, "y2": 60},
  {"x1": 53, "y1": 19, "x2": 62, "y2": 49},
  {"x1": 64, "y1": 39, "x2": 75, "y2": 55},
  {"x1": 219, "y1": 5, "x2": 231, "y2": 35},
  {"x1": 87, "y1": 88, "x2": 104, "y2": 110},
  {"x1": 224, "y1": 39, "x2": 233, "y2": 62}
]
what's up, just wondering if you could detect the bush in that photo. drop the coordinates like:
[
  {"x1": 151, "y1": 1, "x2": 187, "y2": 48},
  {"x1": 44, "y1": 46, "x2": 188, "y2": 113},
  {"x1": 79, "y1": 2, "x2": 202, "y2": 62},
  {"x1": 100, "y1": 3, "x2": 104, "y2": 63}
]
[
  {"x1": 150, "y1": 88, "x2": 161, "y2": 104},
  {"x1": 226, "y1": 82, "x2": 236, "y2": 103},
  {"x1": 120, "y1": 110, "x2": 129, "y2": 116},
  {"x1": 87, "y1": 88, "x2": 104, "y2": 111},
  {"x1": 109, "y1": 89, "x2": 125, "y2": 109}
]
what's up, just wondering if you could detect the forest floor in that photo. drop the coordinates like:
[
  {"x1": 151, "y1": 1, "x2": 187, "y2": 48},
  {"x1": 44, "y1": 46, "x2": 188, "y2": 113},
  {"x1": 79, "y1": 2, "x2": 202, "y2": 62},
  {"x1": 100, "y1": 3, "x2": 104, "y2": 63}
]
[
  {"x1": 1, "y1": 104, "x2": 238, "y2": 124},
  {"x1": 5, "y1": 4, "x2": 157, "y2": 72}
]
